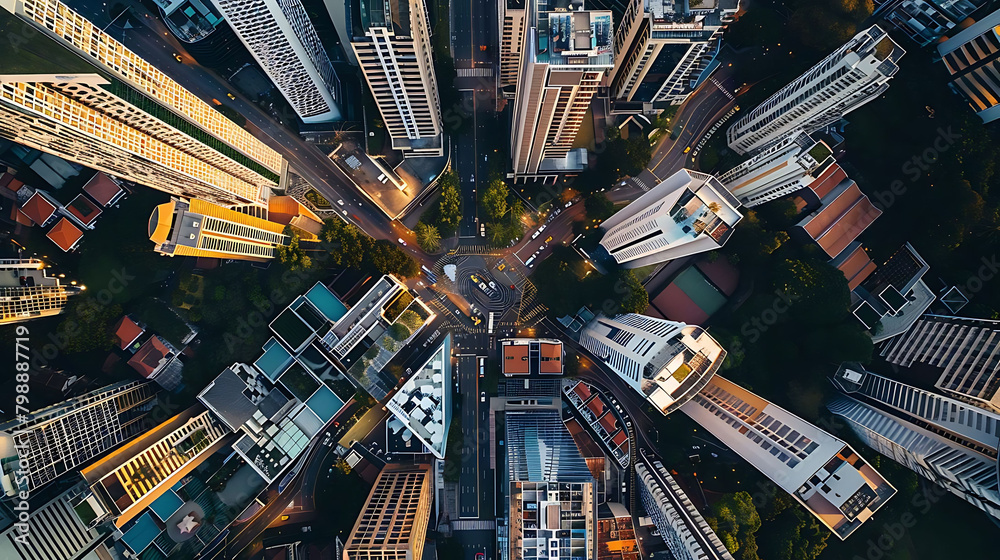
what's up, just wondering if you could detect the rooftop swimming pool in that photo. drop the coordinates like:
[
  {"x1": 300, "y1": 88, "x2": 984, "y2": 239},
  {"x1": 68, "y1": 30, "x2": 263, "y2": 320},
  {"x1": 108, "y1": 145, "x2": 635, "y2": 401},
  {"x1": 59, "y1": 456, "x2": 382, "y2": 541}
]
[
  {"x1": 255, "y1": 338, "x2": 294, "y2": 381},
  {"x1": 305, "y1": 282, "x2": 348, "y2": 323},
  {"x1": 306, "y1": 385, "x2": 345, "y2": 422}
]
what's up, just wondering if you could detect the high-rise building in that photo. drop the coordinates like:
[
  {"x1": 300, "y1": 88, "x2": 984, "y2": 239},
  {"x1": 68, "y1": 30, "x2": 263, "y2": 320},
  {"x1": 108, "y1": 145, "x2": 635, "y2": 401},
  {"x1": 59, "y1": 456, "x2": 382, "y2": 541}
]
[
  {"x1": 635, "y1": 454, "x2": 734, "y2": 560},
  {"x1": 718, "y1": 132, "x2": 837, "y2": 207},
  {"x1": 828, "y1": 364, "x2": 1000, "y2": 522},
  {"x1": 148, "y1": 197, "x2": 319, "y2": 261},
  {"x1": 500, "y1": 0, "x2": 527, "y2": 97},
  {"x1": 0, "y1": 0, "x2": 283, "y2": 208},
  {"x1": 506, "y1": 410, "x2": 596, "y2": 560},
  {"x1": 937, "y1": 8, "x2": 1000, "y2": 124},
  {"x1": 880, "y1": 0, "x2": 982, "y2": 48},
  {"x1": 343, "y1": 464, "x2": 433, "y2": 560},
  {"x1": 348, "y1": 0, "x2": 444, "y2": 157},
  {"x1": 209, "y1": 0, "x2": 342, "y2": 123},
  {"x1": 726, "y1": 25, "x2": 904, "y2": 155},
  {"x1": 0, "y1": 381, "x2": 158, "y2": 497},
  {"x1": 599, "y1": 169, "x2": 742, "y2": 268},
  {"x1": 0, "y1": 483, "x2": 112, "y2": 560},
  {"x1": 386, "y1": 335, "x2": 452, "y2": 459},
  {"x1": 79, "y1": 405, "x2": 231, "y2": 528},
  {"x1": 880, "y1": 314, "x2": 1000, "y2": 413},
  {"x1": 682, "y1": 375, "x2": 896, "y2": 540},
  {"x1": 0, "y1": 258, "x2": 78, "y2": 324},
  {"x1": 599, "y1": 0, "x2": 738, "y2": 105},
  {"x1": 509, "y1": 0, "x2": 614, "y2": 182},
  {"x1": 579, "y1": 313, "x2": 726, "y2": 415}
]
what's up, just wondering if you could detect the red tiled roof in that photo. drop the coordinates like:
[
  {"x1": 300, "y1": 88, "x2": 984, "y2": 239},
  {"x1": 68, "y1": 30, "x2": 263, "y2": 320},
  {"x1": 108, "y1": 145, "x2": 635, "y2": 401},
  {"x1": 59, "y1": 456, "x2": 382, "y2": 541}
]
[
  {"x1": 503, "y1": 343, "x2": 530, "y2": 375},
  {"x1": 802, "y1": 181, "x2": 882, "y2": 258},
  {"x1": 46, "y1": 218, "x2": 83, "y2": 252},
  {"x1": 83, "y1": 172, "x2": 124, "y2": 207},
  {"x1": 612, "y1": 430, "x2": 628, "y2": 448},
  {"x1": 10, "y1": 205, "x2": 32, "y2": 226},
  {"x1": 836, "y1": 245, "x2": 878, "y2": 291},
  {"x1": 7, "y1": 178, "x2": 23, "y2": 192},
  {"x1": 599, "y1": 413, "x2": 618, "y2": 433},
  {"x1": 21, "y1": 192, "x2": 56, "y2": 225},
  {"x1": 807, "y1": 163, "x2": 847, "y2": 200},
  {"x1": 127, "y1": 336, "x2": 172, "y2": 378},
  {"x1": 587, "y1": 398, "x2": 605, "y2": 417},
  {"x1": 114, "y1": 315, "x2": 145, "y2": 351},
  {"x1": 0, "y1": 173, "x2": 13, "y2": 191},
  {"x1": 573, "y1": 383, "x2": 591, "y2": 401},
  {"x1": 66, "y1": 194, "x2": 102, "y2": 226},
  {"x1": 539, "y1": 341, "x2": 562, "y2": 373}
]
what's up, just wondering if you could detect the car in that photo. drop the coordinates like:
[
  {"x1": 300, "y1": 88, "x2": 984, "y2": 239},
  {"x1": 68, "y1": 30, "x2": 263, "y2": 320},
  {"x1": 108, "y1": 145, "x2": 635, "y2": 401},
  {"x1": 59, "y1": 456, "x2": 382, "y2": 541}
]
[
  {"x1": 280, "y1": 515, "x2": 290, "y2": 521},
  {"x1": 565, "y1": 200, "x2": 573, "y2": 208},
  {"x1": 545, "y1": 236, "x2": 553, "y2": 243},
  {"x1": 683, "y1": 146, "x2": 691, "y2": 154},
  {"x1": 497, "y1": 263, "x2": 506, "y2": 271},
  {"x1": 226, "y1": 92, "x2": 236, "y2": 100},
  {"x1": 377, "y1": 173, "x2": 386, "y2": 181},
  {"x1": 480, "y1": 392, "x2": 486, "y2": 403},
  {"x1": 172, "y1": 52, "x2": 183, "y2": 63},
  {"x1": 488, "y1": 281, "x2": 496, "y2": 289},
  {"x1": 531, "y1": 230, "x2": 541, "y2": 240},
  {"x1": 539, "y1": 224, "x2": 547, "y2": 232},
  {"x1": 471, "y1": 274, "x2": 479, "y2": 282},
  {"x1": 337, "y1": 199, "x2": 344, "y2": 206},
  {"x1": 477, "y1": 554, "x2": 486, "y2": 560},
  {"x1": 398, "y1": 238, "x2": 407, "y2": 246}
]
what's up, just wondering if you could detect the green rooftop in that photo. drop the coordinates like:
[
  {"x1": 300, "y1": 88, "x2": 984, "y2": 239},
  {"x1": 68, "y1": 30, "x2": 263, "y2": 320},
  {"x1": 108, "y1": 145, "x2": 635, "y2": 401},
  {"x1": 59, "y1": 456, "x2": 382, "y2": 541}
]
[{"x1": 0, "y1": 9, "x2": 99, "y2": 76}]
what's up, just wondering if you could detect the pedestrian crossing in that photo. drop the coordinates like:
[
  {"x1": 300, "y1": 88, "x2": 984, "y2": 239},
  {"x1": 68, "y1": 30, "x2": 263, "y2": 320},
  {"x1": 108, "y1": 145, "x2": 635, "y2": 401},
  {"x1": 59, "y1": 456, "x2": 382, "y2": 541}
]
[
  {"x1": 711, "y1": 78, "x2": 735, "y2": 100},
  {"x1": 453, "y1": 520, "x2": 496, "y2": 531},
  {"x1": 631, "y1": 176, "x2": 652, "y2": 191},
  {"x1": 457, "y1": 67, "x2": 494, "y2": 77}
]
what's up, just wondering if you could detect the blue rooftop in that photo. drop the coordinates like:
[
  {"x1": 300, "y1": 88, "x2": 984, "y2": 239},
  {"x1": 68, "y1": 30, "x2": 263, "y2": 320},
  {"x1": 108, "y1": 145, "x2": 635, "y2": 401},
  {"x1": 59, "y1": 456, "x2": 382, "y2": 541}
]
[
  {"x1": 255, "y1": 338, "x2": 294, "y2": 381},
  {"x1": 121, "y1": 512, "x2": 160, "y2": 555},
  {"x1": 148, "y1": 489, "x2": 184, "y2": 522},
  {"x1": 305, "y1": 282, "x2": 348, "y2": 322},
  {"x1": 306, "y1": 385, "x2": 345, "y2": 422}
]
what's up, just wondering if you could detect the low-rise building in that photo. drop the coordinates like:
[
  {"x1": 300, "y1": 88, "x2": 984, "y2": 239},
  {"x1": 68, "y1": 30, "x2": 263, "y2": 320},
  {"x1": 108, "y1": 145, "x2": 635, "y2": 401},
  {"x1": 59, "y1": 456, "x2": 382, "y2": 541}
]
[
  {"x1": 850, "y1": 243, "x2": 935, "y2": 342},
  {"x1": 501, "y1": 338, "x2": 564, "y2": 376},
  {"x1": 386, "y1": 335, "x2": 452, "y2": 459},
  {"x1": 792, "y1": 178, "x2": 882, "y2": 259}
]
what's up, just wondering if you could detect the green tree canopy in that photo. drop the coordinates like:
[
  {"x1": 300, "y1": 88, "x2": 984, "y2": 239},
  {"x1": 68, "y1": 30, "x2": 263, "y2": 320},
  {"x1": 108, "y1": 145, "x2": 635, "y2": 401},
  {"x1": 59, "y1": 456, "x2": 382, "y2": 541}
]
[
  {"x1": 321, "y1": 218, "x2": 366, "y2": 269},
  {"x1": 415, "y1": 222, "x2": 442, "y2": 252},
  {"x1": 482, "y1": 179, "x2": 510, "y2": 222},
  {"x1": 708, "y1": 492, "x2": 761, "y2": 560},
  {"x1": 370, "y1": 239, "x2": 420, "y2": 278},
  {"x1": 437, "y1": 171, "x2": 462, "y2": 234},
  {"x1": 277, "y1": 227, "x2": 312, "y2": 271}
]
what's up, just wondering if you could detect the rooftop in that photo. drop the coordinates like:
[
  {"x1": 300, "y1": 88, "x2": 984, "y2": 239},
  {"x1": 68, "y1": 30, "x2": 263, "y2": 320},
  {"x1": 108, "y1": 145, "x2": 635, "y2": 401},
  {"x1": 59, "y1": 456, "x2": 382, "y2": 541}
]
[
  {"x1": 46, "y1": 217, "x2": 84, "y2": 252},
  {"x1": 0, "y1": 6, "x2": 100, "y2": 76},
  {"x1": 386, "y1": 335, "x2": 452, "y2": 458},
  {"x1": 66, "y1": 193, "x2": 102, "y2": 227},
  {"x1": 797, "y1": 180, "x2": 881, "y2": 259},
  {"x1": 21, "y1": 191, "x2": 56, "y2": 226},
  {"x1": 114, "y1": 315, "x2": 146, "y2": 351},
  {"x1": 535, "y1": 3, "x2": 614, "y2": 67}
]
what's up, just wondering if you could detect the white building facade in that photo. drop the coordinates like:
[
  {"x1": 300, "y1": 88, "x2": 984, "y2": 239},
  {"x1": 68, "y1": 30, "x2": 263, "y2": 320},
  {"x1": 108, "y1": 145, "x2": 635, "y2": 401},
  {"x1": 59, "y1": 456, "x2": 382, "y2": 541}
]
[
  {"x1": 599, "y1": 169, "x2": 742, "y2": 267},
  {"x1": 718, "y1": 132, "x2": 835, "y2": 206},
  {"x1": 726, "y1": 25, "x2": 904, "y2": 155},
  {"x1": 349, "y1": 0, "x2": 444, "y2": 157},
  {"x1": 579, "y1": 313, "x2": 726, "y2": 415},
  {"x1": 211, "y1": 0, "x2": 342, "y2": 123}
]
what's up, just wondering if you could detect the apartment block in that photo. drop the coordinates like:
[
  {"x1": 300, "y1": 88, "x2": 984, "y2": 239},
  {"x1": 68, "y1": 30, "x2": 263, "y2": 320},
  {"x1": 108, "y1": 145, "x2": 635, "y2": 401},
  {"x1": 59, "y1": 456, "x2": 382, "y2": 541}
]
[
  {"x1": 0, "y1": 381, "x2": 158, "y2": 496},
  {"x1": 828, "y1": 364, "x2": 1000, "y2": 522},
  {"x1": 349, "y1": 0, "x2": 444, "y2": 157},
  {"x1": 0, "y1": 258, "x2": 77, "y2": 324},
  {"x1": 509, "y1": 0, "x2": 614, "y2": 181},
  {"x1": 682, "y1": 375, "x2": 896, "y2": 540},
  {"x1": 882, "y1": 0, "x2": 982, "y2": 47},
  {"x1": 938, "y1": 8, "x2": 1000, "y2": 123},
  {"x1": 718, "y1": 132, "x2": 836, "y2": 207},
  {"x1": 599, "y1": 169, "x2": 742, "y2": 267},
  {"x1": 0, "y1": 484, "x2": 112, "y2": 560},
  {"x1": 0, "y1": 0, "x2": 283, "y2": 207},
  {"x1": 726, "y1": 25, "x2": 904, "y2": 155},
  {"x1": 210, "y1": 0, "x2": 342, "y2": 123},
  {"x1": 343, "y1": 464, "x2": 433, "y2": 560},
  {"x1": 635, "y1": 455, "x2": 734, "y2": 560},
  {"x1": 579, "y1": 313, "x2": 726, "y2": 415},
  {"x1": 881, "y1": 314, "x2": 1000, "y2": 413}
]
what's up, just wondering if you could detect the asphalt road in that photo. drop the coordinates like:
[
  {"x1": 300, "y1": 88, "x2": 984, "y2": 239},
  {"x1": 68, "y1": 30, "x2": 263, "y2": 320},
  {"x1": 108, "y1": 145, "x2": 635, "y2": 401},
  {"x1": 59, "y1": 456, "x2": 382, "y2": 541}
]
[{"x1": 457, "y1": 353, "x2": 482, "y2": 518}]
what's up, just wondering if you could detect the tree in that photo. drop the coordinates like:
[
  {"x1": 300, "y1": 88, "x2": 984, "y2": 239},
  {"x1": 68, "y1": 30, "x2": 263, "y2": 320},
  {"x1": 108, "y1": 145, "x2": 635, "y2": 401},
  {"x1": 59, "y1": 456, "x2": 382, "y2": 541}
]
[
  {"x1": 723, "y1": 210, "x2": 789, "y2": 267},
  {"x1": 276, "y1": 227, "x2": 312, "y2": 271},
  {"x1": 584, "y1": 193, "x2": 616, "y2": 223},
  {"x1": 614, "y1": 270, "x2": 649, "y2": 314},
  {"x1": 437, "y1": 171, "x2": 462, "y2": 235},
  {"x1": 415, "y1": 222, "x2": 442, "y2": 252},
  {"x1": 369, "y1": 239, "x2": 419, "y2": 277},
  {"x1": 772, "y1": 257, "x2": 852, "y2": 324},
  {"x1": 55, "y1": 301, "x2": 123, "y2": 353},
  {"x1": 707, "y1": 492, "x2": 761, "y2": 560},
  {"x1": 482, "y1": 179, "x2": 509, "y2": 222},
  {"x1": 757, "y1": 493, "x2": 830, "y2": 560},
  {"x1": 321, "y1": 218, "x2": 365, "y2": 269}
]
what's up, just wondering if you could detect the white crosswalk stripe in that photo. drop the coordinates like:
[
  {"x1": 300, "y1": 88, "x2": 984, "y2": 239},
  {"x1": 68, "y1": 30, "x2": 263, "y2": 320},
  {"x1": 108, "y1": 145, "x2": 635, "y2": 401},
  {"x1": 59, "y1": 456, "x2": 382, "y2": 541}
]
[
  {"x1": 452, "y1": 519, "x2": 497, "y2": 531},
  {"x1": 711, "y1": 78, "x2": 735, "y2": 100},
  {"x1": 457, "y1": 67, "x2": 494, "y2": 77}
]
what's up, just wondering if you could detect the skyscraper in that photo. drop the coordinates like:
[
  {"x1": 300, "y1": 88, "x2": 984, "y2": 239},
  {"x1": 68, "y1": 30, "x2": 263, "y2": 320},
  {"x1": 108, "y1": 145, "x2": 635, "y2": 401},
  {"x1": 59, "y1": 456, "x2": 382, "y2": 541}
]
[
  {"x1": 349, "y1": 0, "x2": 444, "y2": 157},
  {"x1": 718, "y1": 131, "x2": 837, "y2": 207},
  {"x1": 600, "y1": 0, "x2": 739, "y2": 104},
  {"x1": 0, "y1": 0, "x2": 283, "y2": 207},
  {"x1": 343, "y1": 464, "x2": 433, "y2": 560},
  {"x1": 937, "y1": 8, "x2": 1000, "y2": 124},
  {"x1": 0, "y1": 258, "x2": 78, "y2": 324},
  {"x1": 827, "y1": 364, "x2": 1000, "y2": 522},
  {"x1": 579, "y1": 313, "x2": 726, "y2": 415},
  {"x1": 148, "y1": 197, "x2": 319, "y2": 261},
  {"x1": 0, "y1": 483, "x2": 112, "y2": 560},
  {"x1": 635, "y1": 454, "x2": 734, "y2": 560},
  {"x1": 726, "y1": 25, "x2": 904, "y2": 155},
  {"x1": 599, "y1": 169, "x2": 742, "y2": 267},
  {"x1": 683, "y1": 374, "x2": 896, "y2": 540},
  {"x1": 209, "y1": 0, "x2": 342, "y2": 123},
  {"x1": 0, "y1": 381, "x2": 159, "y2": 496},
  {"x1": 880, "y1": 314, "x2": 1000, "y2": 413},
  {"x1": 509, "y1": 0, "x2": 614, "y2": 182},
  {"x1": 500, "y1": 0, "x2": 527, "y2": 97}
]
